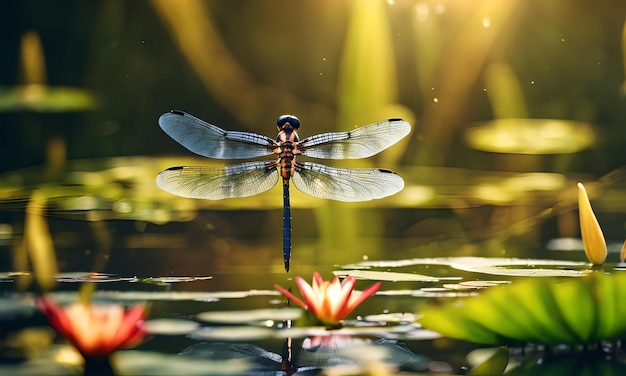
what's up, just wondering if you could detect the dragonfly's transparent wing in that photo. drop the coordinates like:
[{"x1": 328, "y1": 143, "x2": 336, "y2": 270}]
[
  {"x1": 292, "y1": 161, "x2": 404, "y2": 202},
  {"x1": 297, "y1": 118, "x2": 411, "y2": 159},
  {"x1": 159, "y1": 110, "x2": 276, "y2": 159},
  {"x1": 157, "y1": 161, "x2": 279, "y2": 200}
]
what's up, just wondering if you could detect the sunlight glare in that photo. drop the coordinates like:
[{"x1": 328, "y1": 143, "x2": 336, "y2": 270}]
[
  {"x1": 415, "y1": 3, "x2": 429, "y2": 22},
  {"x1": 400, "y1": 185, "x2": 435, "y2": 205}
]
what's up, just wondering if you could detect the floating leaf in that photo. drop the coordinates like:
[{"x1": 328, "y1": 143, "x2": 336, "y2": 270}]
[
  {"x1": 460, "y1": 280, "x2": 511, "y2": 287},
  {"x1": 349, "y1": 257, "x2": 589, "y2": 277},
  {"x1": 464, "y1": 118, "x2": 596, "y2": 154},
  {"x1": 468, "y1": 347, "x2": 509, "y2": 376},
  {"x1": 0, "y1": 297, "x2": 36, "y2": 319},
  {"x1": 363, "y1": 313, "x2": 418, "y2": 323},
  {"x1": 196, "y1": 308, "x2": 302, "y2": 324},
  {"x1": 443, "y1": 281, "x2": 511, "y2": 290},
  {"x1": 333, "y1": 270, "x2": 441, "y2": 282},
  {"x1": 121, "y1": 350, "x2": 251, "y2": 375},
  {"x1": 280, "y1": 323, "x2": 436, "y2": 341},
  {"x1": 141, "y1": 319, "x2": 200, "y2": 335},
  {"x1": 0, "y1": 85, "x2": 97, "y2": 112},
  {"x1": 138, "y1": 276, "x2": 213, "y2": 285},
  {"x1": 420, "y1": 273, "x2": 626, "y2": 345},
  {"x1": 50, "y1": 273, "x2": 213, "y2": 284},
  {"x1": 55, "y1": 272, "x2": 136, "y2": 283},
  {"x1": 442, "y1": 284, "x2": 482, "y2": 290},
  {"x1": 376, "y1": 289, "x2": 478, "y2": 298},
  {"x1": 190, "y1": 326, "x2": 276, "y2": 341},
  {"x1": 47, "y1": 290, "x2": 279, "y2": 303}
]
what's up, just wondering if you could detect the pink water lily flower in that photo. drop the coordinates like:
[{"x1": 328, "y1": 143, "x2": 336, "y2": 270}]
[
  {"x1": 275, "y1": 272, "x2": 381, "y2": 326},
  {"x1": 37, "y1": 297, "x2": 146, "y2": 358}
]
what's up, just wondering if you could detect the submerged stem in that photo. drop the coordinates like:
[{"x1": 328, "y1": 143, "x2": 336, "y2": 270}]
[{"x1": 83, "y1": 356, "x2": 116, "y2": 376}]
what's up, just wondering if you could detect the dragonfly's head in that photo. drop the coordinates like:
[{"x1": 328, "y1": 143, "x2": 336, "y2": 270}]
[{"x1": 277, "y1": 115, "x2": 301, "y2": 130}]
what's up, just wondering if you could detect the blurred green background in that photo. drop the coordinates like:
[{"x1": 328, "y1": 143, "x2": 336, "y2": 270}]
[
  {"x1": 1, "y1": 0, "x2": 624, "y2": 169},
  {"x1": 0, "y1": 0, "x2": 625, "y2": 275}
]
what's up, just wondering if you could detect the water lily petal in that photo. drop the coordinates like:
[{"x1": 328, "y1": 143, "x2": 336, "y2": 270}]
[
  {"x1": 295, "y1": 276, "x2": 323, "y2": 317},
  {"x1": 37, "y1": 298, "x2": 71, "y2": 337},
  {"x1": 274, "y1": 283, "x2": 308, "y2": 310},
  {"x1": 312, "y1": 272, "x2": 325, "y2": 290},
  {"x1": 326, "y1": 276, "x2": 357, "y2": 319},
  {"x1": 346, "y1": 282, "x2": 382, "y2": 313},
  {"x1": 111, "y1": 304, "x2": 146, "y2": 349},
  {"x1": 321, "y1": 276, "x2": 349, "y2": 319}
]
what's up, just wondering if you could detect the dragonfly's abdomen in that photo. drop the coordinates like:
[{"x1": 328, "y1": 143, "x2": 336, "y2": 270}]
[{"x1": 282, "y1": 184, "x2": 291, "y2": 271}]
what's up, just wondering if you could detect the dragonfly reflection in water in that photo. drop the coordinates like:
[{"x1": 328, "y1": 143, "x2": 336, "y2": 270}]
[{"x1": 156, "y1": 110, "x2": 411, "y2": 271}]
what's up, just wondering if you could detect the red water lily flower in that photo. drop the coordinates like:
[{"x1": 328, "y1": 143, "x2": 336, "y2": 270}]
[
  {"x1": 275, "y1": 272, "x2": 381, "y2": 326},
  {"x1": 37, "y1": 297, "x2": 146, "y2": 358}
]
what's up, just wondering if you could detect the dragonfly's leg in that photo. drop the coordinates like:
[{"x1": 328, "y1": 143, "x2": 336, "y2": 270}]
[{"x1": 282, "y1": 183, "x2": 291, "y2": 272}]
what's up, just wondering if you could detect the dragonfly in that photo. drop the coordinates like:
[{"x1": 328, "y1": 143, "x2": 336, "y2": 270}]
[{"x1": 156, "y1": 110, "x2": 411, "y2": 271}]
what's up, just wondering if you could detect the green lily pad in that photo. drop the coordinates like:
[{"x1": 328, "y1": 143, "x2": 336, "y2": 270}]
[
  {"x1": 190, "y1": 326, "x2": 276, "y2": 341},
  {"x1": 0, "y1": 345, "x2": 250, "y2": 375},
  {"x1": 467, "y1": 347, "x2": 509, "y2": 376},
  {"x1": 0, "y1": 85, "x2": 97, "y2": 112},
  {"x1": 49, "y1": 289, "x2": 279, "y2": 302},
  {"x1": 349, "y1": 257, "x2": 589, "y2": 277},
  {"x1": 419, "y1": 273, "x2": 626, "y2": 345},
  {"x1": 333, "y1": 270, "x2": 441, "y2": 282},
  {"x1": 376, "y1": 288, "x2": 478, "y2": 298},
  {"x1": 363, "y1": 312, "x2": 418, "y2": 323},
  {"x1": 196, "y1": 308, "x2": 302, "y2": 324},
  {"x1": 141, "y1": 319, "x2": 200, "y2": 335},
  {"x1": 54, "y1": 272, "x2": 136, "y2": 283},
  {"x1": 280, "y1": 323, "x2": 438, "y2": 341}
]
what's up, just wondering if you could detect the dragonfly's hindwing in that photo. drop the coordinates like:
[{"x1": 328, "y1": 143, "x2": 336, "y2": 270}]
[{"x1": 156, "y1": 162, "x2": 279, "y2": 200}]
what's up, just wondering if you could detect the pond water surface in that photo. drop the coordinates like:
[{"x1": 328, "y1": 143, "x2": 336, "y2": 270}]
[{"x1": 2, "y1": 175, "x2": 626, "y2": 375}]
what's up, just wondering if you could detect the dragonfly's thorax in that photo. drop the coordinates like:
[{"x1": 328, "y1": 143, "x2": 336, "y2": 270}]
[
  {"x1": 277, "y1": 140, "x2": 297, "y2": 184},
  {"x1": 274, "y1": 120, "x2": 301, "y2": 184},
  {"x1": 276, "y1": 126, "x2": 300, "y2": 143},
  {"x1": 275, "y1": 126, "x2": 302, "y2": 157}
]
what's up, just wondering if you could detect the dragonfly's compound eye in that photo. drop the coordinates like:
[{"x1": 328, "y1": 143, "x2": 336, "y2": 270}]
[{"x1": 277, "y1": 115, "x2": 301, "y2": 129}]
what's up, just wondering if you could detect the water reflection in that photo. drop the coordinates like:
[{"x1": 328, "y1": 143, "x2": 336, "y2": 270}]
[
  {"x1": 3, "y1": 157, "x2": 625, "y2": 232},
  {"x1": 4, "y1": 160, "x2": 626, "y2": 282},
  {"x1": 177, "y1": 335, "x2": 435, "y2": 374},
  {"x1": 6, "y1": 157, "x2": 626, "y2": 276}
]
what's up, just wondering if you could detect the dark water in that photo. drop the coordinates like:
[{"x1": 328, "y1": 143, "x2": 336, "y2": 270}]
[{"x1": 2, "y1": 191, "x2": 626, "y2": 374}]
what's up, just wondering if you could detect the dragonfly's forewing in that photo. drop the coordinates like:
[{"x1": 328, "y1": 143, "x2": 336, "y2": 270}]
[
  {"x1": 292, "y1": 161, "x2": 404, "y2": 202},
  {"x1": 157, "y1": 161, "x2": 279, "y2": 200},
  {"x1": 159, "y1": 110, "x2": 276, "y2": 159},
  {"x1": 297, "y1": 118, "x2": 411, "y2": 159}
]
